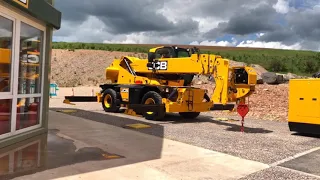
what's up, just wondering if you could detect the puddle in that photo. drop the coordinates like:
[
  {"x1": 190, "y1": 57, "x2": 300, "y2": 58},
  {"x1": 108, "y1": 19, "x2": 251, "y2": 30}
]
[{"x1": 0, "y1": 129, "x2": 123, "y2": 179}]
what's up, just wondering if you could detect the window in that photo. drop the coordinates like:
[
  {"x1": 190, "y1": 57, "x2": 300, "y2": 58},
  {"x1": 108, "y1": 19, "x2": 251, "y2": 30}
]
[
  {"x1": 0, "y1": 99, "x2": 12, "y2": 135},
  {"x1": 15, "y1": 22, "x2": 44, "y2": 131},
  {"x1": 16, "y1": 97, "x2": 41, "y2": 130},
  {"x1": 177, "y1": 50, "x2": 190, "y2": 58},
  {"x1": 0, "y1": 14, "x2": 14, "y2": 136},
  {"x1": 0, "y1": 15, "x2": 13, "y2": 93},
  {"x1": 18, "y1": 22, "x2": 43, "y2": 95},
  {"x1": 155, "y1": 47, "x2": 174, "y2": 59}
]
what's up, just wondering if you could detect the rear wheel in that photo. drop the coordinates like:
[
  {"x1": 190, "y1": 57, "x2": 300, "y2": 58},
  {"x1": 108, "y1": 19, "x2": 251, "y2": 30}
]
[
  {"x1": 179, "y1": 112, "x2": 200, "y2": 119},
  {"x1": 102, "y1": 88, "x2": 120, "y2": 113},
  {"x1": 141, "y1": 91, "x2": 165, "y2": 120}
]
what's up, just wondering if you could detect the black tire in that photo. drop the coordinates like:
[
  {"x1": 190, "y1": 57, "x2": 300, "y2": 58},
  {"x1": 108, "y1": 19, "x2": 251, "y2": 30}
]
[
  {"x1": 141, "y1": 91, "x2": 165, "y2": 120},
  {"x1": 179, "y1": 112, "x2": 200, "y2": 119},
  {"x1": 102, "y1": 88, "x2": 120, "y2": 113}
]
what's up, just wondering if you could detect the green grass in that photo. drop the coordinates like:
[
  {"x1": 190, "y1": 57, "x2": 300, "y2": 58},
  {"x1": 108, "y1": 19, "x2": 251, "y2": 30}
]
[{"x1": 52, "y1": 42, "x2": 320, "y2": 76}]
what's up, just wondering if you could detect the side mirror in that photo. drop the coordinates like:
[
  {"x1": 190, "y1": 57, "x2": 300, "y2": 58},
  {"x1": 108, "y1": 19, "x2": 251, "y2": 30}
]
[{"x1": 148, "y1": 52, "x2": 155, "y2": 62}]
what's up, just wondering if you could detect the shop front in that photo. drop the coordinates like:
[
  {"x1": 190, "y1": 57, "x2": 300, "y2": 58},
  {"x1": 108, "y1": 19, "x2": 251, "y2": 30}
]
[{"x1": 0, "y1": 0, "x2": 61, "y2": 148}]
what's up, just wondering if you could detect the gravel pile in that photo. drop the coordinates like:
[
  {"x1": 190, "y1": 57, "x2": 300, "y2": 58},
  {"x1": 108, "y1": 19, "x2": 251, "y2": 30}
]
[
  {"x1": 194, "y1": 83, "x2": 289, "y2": 121},
  {"x1": 51, "y1": 49, "x2": 146, "y2": 87}
]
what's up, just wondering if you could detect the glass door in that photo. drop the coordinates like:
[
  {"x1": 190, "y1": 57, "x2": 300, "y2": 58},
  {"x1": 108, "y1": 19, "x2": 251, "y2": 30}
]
[{"x1": 0, "y1": 12, "x2": 15, "y2": 138}]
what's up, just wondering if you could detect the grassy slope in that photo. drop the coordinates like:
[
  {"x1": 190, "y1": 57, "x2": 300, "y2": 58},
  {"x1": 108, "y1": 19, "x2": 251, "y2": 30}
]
[{"x1": 52, "y1": 42, "x2": 320, "y2": 76}]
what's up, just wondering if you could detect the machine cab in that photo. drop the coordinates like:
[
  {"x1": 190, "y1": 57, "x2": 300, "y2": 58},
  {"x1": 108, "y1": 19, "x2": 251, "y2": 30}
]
[
  {"x1": 146, "y1": 46, "x2": 198, "y2": 86},
  {"x1": 147, "y1": 46, "x2": 197, "y2": 62}
]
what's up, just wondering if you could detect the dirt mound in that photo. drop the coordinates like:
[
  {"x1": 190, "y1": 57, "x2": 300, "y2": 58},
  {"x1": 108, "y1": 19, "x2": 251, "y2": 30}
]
[
  {"x1": 206, "y1": 83, "x2": 288, "y2": 121},
  {"x1": 51, "y1": 49, "x2": 146, "y2": 87}
]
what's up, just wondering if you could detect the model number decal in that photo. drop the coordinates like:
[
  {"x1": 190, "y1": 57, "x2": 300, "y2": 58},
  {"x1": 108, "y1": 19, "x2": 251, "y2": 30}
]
[{"x1": 148, "y1": 61, "x2": 168, "y2": 70}]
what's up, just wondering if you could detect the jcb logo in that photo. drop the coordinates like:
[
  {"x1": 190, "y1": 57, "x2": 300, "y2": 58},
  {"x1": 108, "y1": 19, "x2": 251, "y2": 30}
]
[
  {"x1": 22, "y1": 54, "x2": 39, "y2": 64},
  {"x1": 148, "y1": 61, "x2": 168, "y2": 70},
  {"x1": 13, "y1": 0, "x2": 29, "y2": 8}
]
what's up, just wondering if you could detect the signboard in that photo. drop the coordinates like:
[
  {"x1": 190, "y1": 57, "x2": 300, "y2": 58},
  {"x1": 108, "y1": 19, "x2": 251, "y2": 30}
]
[{"x1": 13, "y1": 0, "x2": 29, "y2": 8}]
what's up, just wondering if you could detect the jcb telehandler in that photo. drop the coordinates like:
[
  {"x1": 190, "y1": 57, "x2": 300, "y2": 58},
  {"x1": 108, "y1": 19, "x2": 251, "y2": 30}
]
[{"x1": 64, "y1": 46, "x2": 257, "y2": 120}]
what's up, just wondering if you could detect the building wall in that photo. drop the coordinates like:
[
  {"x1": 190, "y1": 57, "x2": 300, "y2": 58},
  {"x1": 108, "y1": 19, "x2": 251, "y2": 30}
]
[{"x1": 0, "y1": 0, "x2": 60, "y2": 149}]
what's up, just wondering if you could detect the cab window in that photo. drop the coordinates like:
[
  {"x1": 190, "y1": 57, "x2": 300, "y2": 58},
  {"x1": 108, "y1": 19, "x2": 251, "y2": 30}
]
[
  {"x1": 177, "y1": 50, "x2": 190, "y2": 57},
  {"x1": 155, "y1": 47, "x2": 173, "y2": 58}
]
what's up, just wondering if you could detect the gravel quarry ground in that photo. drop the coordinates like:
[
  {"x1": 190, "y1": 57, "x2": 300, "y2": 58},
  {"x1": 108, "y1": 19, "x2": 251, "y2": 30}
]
[{"x1": 50, "y1": 87, "x2": 320, "y2": 180}]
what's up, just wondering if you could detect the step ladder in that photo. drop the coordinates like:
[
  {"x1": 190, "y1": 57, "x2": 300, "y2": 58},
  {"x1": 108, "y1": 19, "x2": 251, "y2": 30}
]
[{"x1": 186, "y1": 88, "x2": 194, "y2": 111}]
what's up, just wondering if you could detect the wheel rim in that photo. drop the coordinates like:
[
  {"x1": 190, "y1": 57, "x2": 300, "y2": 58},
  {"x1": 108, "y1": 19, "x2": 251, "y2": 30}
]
[
  {"x1": 145, "y1": 98, "x2": 155, "y2": 115},
  {"x1": 104, "y1": 94, "x2": 112, "y2": 108}
]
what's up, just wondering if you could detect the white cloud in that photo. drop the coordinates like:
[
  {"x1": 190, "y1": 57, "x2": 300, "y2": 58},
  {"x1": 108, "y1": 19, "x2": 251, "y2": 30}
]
[
  {"x1": 193, "y1": 17, "x2": 225, "y2": 33},
  {"x1": 54, "y1": 16, "x2": 113, "y2": 42},
  {"x1": 256, "y1": 33, "x2": 265, "y2": 37},
  {"x1": 190, "y1": 40, "x2": 234, "y2": 47},
  {"x1": 273, "y1": 0, "x2": 289, "y2": 14},
  {"x1": 103, "y1": 33, "x2": 160, "y2": 44},
  {"x1": 236, "y1": 40, "x2": 302, "y2": 50},
  {"x1": 189, "y1": 39, "x2": 302, "y2": 50}
]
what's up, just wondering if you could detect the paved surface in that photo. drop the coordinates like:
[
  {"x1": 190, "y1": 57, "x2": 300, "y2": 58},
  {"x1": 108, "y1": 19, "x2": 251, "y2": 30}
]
[
  {"x1": 50, "y1": 103, "x2": 320, "y2": 165},
  {"x1": 240, "y1": 166, "x2": 320, "y2": 180},
  {"x1": 51, "y1": 107, "x2": 320, "y2": 179},
  {"x1": 0, "y1": 128, "x2": 122, "y2": 180},
  {"x1": 6, "y1": 111, "x2": 268, "y2": 180},
  {"x1": 279, "y1": 149, "x2": 320, "y2": 176},
  {"x1": 48, "y1": 87, "x2": 320, "y2": 179}
]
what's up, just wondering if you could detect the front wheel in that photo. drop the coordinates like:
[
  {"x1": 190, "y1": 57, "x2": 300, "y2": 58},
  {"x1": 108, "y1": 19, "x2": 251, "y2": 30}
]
[
  {"x1": 141, "y1": 91, "x2": 165, "y2": 121},
  {"x1": 102, "y1": 88, "x2": 120, "y2": 113}
]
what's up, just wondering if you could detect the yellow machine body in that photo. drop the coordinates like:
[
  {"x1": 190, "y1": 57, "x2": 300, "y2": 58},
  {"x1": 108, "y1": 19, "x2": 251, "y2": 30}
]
[
  {"x1": 0, "y1": 48, "x2": 10, "y2": 64},
  {"x1": 288, "y1": 78, "x2": 320, "y2": 134},
  {"x1": 65, "y1": 46, "x2": 257, "y2": 120}
]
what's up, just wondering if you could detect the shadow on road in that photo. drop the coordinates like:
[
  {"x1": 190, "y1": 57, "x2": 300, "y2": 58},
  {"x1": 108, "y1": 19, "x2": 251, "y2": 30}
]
[
  {"x1": 163, "y1": 113, "x2": 273, "y2": 134},
  {"x1": 210, "y1": 119, "x2": 273, "y2": 134},
  {"x1": 0, "y1": 107, "x2": 165, "y2": 180},
  {"x1": 50, "y1": 108, "x2": 273, "y2": 135}
]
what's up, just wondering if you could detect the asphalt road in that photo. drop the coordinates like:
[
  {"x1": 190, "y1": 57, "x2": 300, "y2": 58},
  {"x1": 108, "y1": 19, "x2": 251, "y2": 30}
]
[{"x1": 50, "y1": 103, "x2": 320, "y2": 180}]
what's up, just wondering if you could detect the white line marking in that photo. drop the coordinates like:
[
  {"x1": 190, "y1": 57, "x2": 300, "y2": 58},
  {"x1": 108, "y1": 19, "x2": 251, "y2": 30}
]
[
  {"x1": 271, "y1": 146, "x2": 320, "y2": 166},
  {"x1": 278, "y1": 166, "x2": 320, "y2": 179}
]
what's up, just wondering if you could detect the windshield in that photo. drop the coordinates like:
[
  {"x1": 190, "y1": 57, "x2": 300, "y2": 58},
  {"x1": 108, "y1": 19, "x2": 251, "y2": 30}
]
[{"x1": 175, "y1": 48, "x2": 191, "y2": 57}]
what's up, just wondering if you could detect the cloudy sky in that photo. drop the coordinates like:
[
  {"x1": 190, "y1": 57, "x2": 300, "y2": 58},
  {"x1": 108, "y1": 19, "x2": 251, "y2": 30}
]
[{"x1": 53, "y1": 0, "x2": 320, "y2": 51}]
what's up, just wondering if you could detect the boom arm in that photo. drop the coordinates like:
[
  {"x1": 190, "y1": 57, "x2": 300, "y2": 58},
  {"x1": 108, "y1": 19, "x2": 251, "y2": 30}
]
[{"x1": 149, "y1": 54, "x2": 257, "y2": 105}]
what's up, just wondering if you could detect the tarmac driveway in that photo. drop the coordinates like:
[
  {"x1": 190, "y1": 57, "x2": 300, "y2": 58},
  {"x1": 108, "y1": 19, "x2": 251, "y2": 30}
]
[{"x1": 49, "y1": 101, "x2": 320, "y2": 180}]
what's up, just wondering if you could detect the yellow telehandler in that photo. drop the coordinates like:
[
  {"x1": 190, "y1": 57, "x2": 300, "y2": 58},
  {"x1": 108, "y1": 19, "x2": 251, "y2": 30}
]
[{"x1": 64, "y1": 46, "x2": 257, "y2": 121}]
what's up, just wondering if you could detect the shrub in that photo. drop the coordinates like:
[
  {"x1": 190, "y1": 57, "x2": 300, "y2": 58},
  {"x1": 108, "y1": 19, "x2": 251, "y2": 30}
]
[{"x1": 268, "y1": 59, "x2": 288, "y2": 72}]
